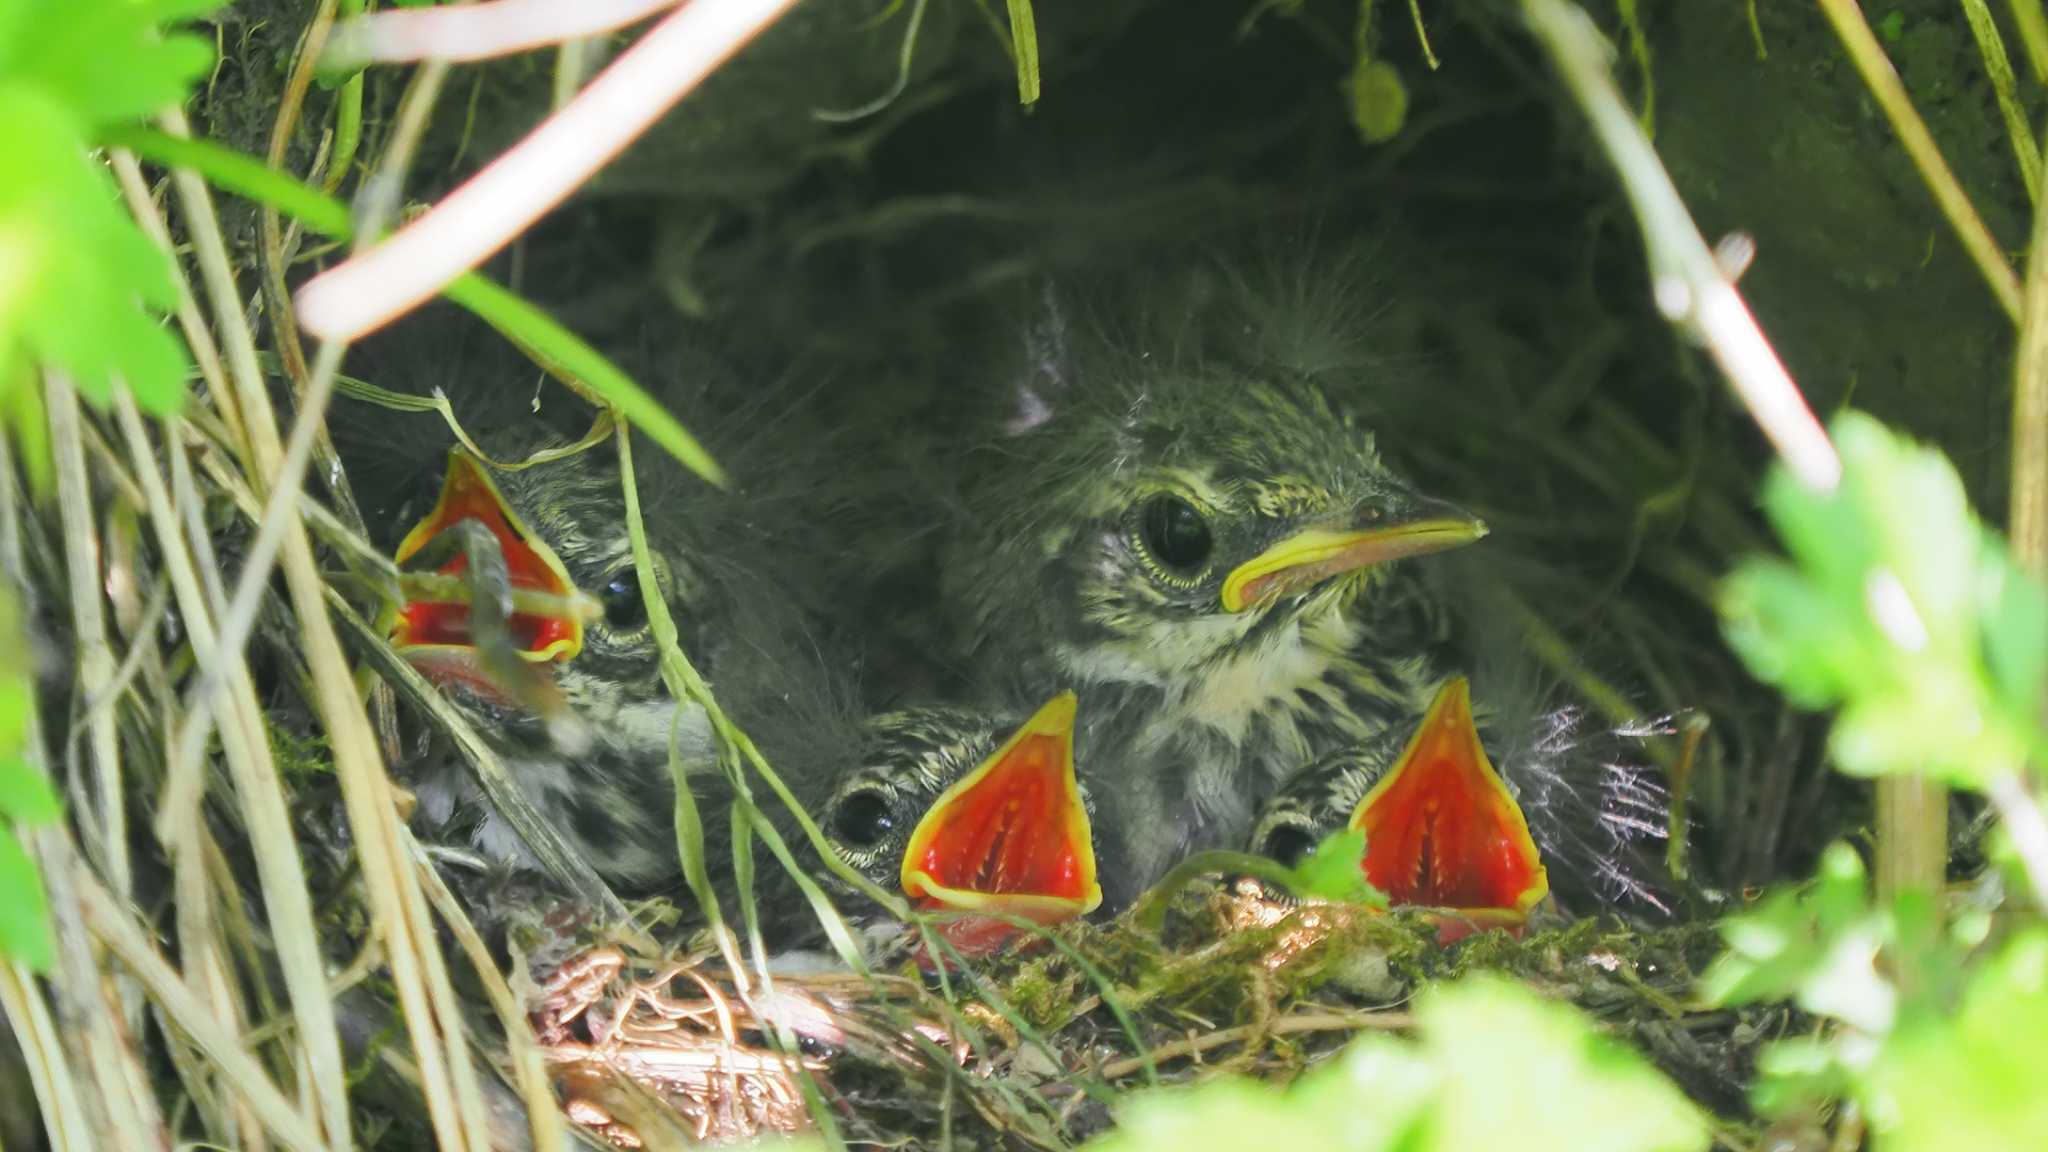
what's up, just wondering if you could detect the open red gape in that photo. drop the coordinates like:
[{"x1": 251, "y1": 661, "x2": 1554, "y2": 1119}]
[
  {"x1": 1349, "y1": 677, "x2": 1549, "y2": 919},
  {"x1": 900, "y1": 692, "x2": 1101, "y2": 923},
  {"x1": 389, "y1": 450, "x2": 582, "y2": 663}
]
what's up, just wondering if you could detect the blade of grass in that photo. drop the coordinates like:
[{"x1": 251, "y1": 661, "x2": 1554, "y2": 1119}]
[
  {"x1": 1960, "y1": 0, "x2": 2040, "y2": 201},
  {"x1": 103, "y1": 125, "x2": 726, "y2": 486},
  {"x1": 264, "y1": 0, "x2": 371, "y2": 535},
  {"x1": 107, "y1": 151, "x2": 252, "y2": 472},
  {"x1": 811, "y1": 0, "x2": 928, "y2": 123},
  {"x1": 1004, "y1": 0, "x2": 1041, "y2": 106},
  {"x1": 0, "y1": 436, "x2": 138, "y2": 1152},
  {"x1": 1815, "y1": 0, "x2": 2024, "y2": 321},
  {"x1": 2008, "y1": 0, "x2": 2048, "y2": 81},
  {"x1": 323, "y1": 0, "x2": 368, "y2": 195},
  {"x1": 727, "y1": 804, "x2": 848, "y2": 1149}
]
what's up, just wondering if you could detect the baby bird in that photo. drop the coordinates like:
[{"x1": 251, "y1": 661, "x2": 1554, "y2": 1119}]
[
  {"x1": 340, "y1": 308, "x2": 842, "y2": 895},
  {"x1": 814, "y1": 691, "x2": 1101, "y2": 958},
  {"x1": 934, "y1": 278, "x2": 1486, "y2": 900},
  {"x1": 1248, "y1": 667, "x2": 1672, "y2": 925}
]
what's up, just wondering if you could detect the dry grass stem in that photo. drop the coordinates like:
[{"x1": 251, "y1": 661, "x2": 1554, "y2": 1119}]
[
  {"x1": 77, "y1": 873, "x2": 336, "y2": 1152},
  {"x1": 43, "y1": 375, "x2": 134, "y2": 940},
  {"x1": 111, "y1": 390, "x2": 355, "y2": 1146},
  {"x1": 158, "y1": 102, "x2": 486, "y2": 1152}
]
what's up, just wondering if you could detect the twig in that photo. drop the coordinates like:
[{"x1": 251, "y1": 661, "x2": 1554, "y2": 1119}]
[
  {"x1": 324, "y1": 0, "x2": 679, "y2": 69},
  {"x1": 76, "y1": 874, "x2": 336, "y2": 1152},
  {"x1": 295, "y1": 0, "x2": 802, "y2": 341},
  {"x1": 1520, "y1": 0, "x2": 1842, "y2": 492},
  {"x1": 1875, "y1": 775, "x2": 1950, "y2": 900},
  {"x1": 1814, "y1": 0, "x2": 2024, "y2": 322},
  {"x1": 1090, "y1": 1011, "x2": 1414, "y2": 1082}
]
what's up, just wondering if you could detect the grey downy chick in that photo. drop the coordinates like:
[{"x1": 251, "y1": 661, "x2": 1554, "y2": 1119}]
[
  {"x1": 337, "y1": 309, "x2": 847, "y2": 895},
  {"x1": 803, "y1": 690, "x2": 1102, "y2": 959},
  {"x1": 1247, "y1": 577, "x2": 1675, "y2": 923},
  {"x1": 932, "y1": 273, "x2": 1487, "y2": 903}
]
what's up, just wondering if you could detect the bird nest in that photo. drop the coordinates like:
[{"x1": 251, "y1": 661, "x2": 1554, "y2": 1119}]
[{"x1": 451, "y1": 878, "x2": 1764, "y2": 1151}]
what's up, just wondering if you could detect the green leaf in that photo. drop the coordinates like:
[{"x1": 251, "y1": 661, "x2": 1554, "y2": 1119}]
[
  {"x1": 1976, "y1": 540, "x2": 2048, "y2": 729},
  {"x1": 0, "y1": 0, "x2": 219, "y2": 131},
  {"x1": 1415, "y1": 977, "x2": 1707, "y2": 1152},
  {"x1": 1719, "y1": 412, "x2": 2034, "y2": 788},
  {"x1": 0, "y1": 760, "x2": 59, "y2": 826},
  {"x1": 1290, "y1": 828, "x2": 1388, "y2": 906},
  {"x1": 0, "y1": 85, "x2": 187, "y2": 413},
  {"x1": 1702, "y1": 843, "x2": 1879, "y2": 1011},
  {"x1": 0, "y1": 828, "x2": 53, "y2": 971},
  {"x1": 1084, "y1": 977, "x2": 1703, "y2": 1152},
  {"x1": 1863, "y1": 931, "x2": 2048, "y2": 1150}
]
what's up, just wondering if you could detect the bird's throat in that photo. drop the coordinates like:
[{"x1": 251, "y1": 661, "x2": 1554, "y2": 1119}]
[{"x1": 1349, "y1": 678, "x2": 1548, "y2": 920}]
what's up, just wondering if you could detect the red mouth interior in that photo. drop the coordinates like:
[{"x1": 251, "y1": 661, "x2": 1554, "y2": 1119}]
[
  {"x1": 394, "y1": 462, "x2": 577, "y2": 658},
  {"x1": 1352, "y1": 703, "x2": 1543, "y2": 913},
  {"x1": 905, "y1": 731, "x2": 1092, "y2": 909}
]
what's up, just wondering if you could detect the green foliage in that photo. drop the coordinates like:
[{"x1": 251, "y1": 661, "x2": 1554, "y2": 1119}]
[
  {"x1": 1706, "y1": 842, "x2": 2048, "y2": 1148},
  {"x1": 1865, "y1": 931, "x2": 2048, "y2": 1150},
  {"x1": 1291, "y1": 828, "x2": 1388, "y2": 906},
  {"x1": 1087, "y1": 977, "x2": 1705, "y2": 1152},
  {"x1": 0, "y1": 0, "x2": 220, "y2": 416},
  {"x1": 0, "y1": 593, "x2": 57, "y2": 970},
  {"x1": 1720, "y1": 411, "x2": 2048, "y2": 787}
]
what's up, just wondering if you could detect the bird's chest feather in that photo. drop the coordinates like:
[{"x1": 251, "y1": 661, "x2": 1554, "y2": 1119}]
[{"x1": 1065, "y1": 608, "x2": 1367, "y2": 743}]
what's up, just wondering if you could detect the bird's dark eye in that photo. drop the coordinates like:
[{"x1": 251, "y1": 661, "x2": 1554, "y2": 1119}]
[
  {"x1": 599, "y1": 571, "x2": 646, "y2": 632},
  {"x1": 832, "y1": 791, "x2": 895, "y2": 849},
  {"x1": 1261, "y1": 824, "x2": 1319, "y2": 870},
  {"x1": 1139, "y1": 494, "x2": 1213, "y2": 573}
]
